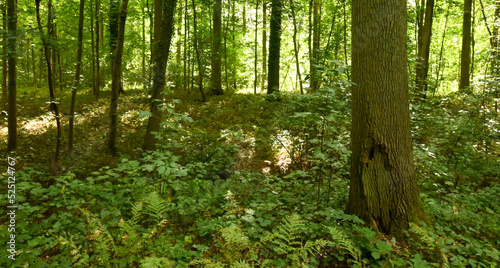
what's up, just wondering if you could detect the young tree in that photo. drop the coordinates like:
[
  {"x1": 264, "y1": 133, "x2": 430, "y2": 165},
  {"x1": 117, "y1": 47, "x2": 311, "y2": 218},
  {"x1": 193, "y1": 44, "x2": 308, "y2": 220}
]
[
  {"x1": 36, "y1": 0, "x2": 62, "y2": 174},
  {"x1": 68, "y1": 0, "x2": 85, "y2": 156},
  {"x1": 191, "y1": 0, "x2": 206, "y2": 101},
  {"x1": 460, "y1": 0, "x2": 472, "y2": 90},
  {"x1": 267, "y1": 0, "x2": 281, "y2": 94},
  {"x1": 143, "y1": 0, "x2": 178, "y2": 151},
  {"x1": 261, "y1": 0, "x2": 267, "y2": 92},
  {"x1": 415, "y1": 0, "x2": 435, "y2": 101},
  {"x1": 211, "y1": 0, "x2": 223, "y2": 95},
  {"x1": 7, "y1": 0, "x2": 17, "y2": 151},
  {"x1": 290, "y1": 0, "x2": 304, "y2": 94},
  {"x1": 309, "y1": 0, "x2": 321, "y2": 93},
  {"x1": 346, "y1": 0, "x2": 428, "y2": 237},
  {"x1": 107, "y1": 0, "x2": 129, "y2": 154}
]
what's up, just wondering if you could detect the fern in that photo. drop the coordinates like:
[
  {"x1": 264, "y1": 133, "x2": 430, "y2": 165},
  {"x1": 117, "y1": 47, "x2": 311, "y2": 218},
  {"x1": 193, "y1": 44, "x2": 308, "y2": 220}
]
[
  {"x1": 144, "y1": 191, "x2": 169, "y2": 224},
  {"x1": 257, "y1": 214, "x2": 328, "y2": 267},
  {"x1": 327, "y1": 225, "x2": 363, "y2": 266}
]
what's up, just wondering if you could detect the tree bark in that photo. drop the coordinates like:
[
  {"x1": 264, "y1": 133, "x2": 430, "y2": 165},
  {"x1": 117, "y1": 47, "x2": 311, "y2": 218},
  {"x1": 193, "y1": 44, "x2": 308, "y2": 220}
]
[
  {"x1": 36, "y1": 0, "x2": 62, "y2": 174},
  {"x1": 68, "y1": 0, "x2": 85, "y2": 156},
  {"x1": 346, "y1": 0, "x2": 428, "y2": 238},
  {"x1": 267, "y1": 0, "x2": 281, "y2": 94},
  {"x1": 460, "y1": 0, "x2": 472, "y2": 91},
  {"x1": 143, "y1": 0, "x2": 178, "y2": 151},
  {"x1": 7, "y1": 0, "x2": 16, "y2": 151},
  {"x1": 107, "y1": 0, "x2": 129, "y2": 154}
]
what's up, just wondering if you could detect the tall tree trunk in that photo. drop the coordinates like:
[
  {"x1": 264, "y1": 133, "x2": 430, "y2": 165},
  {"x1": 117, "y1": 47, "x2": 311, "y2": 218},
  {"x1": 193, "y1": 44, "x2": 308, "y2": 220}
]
[
  {"x1": 192, "y1": 0, "x2": 206, "y2": 101},
  {"x1": 7, "y1": 0, "x2": 16, "y2": 151},
  {"x1": 261, "y1": 0, "x2": 267, "y2": 92},
  {"x1": 460, "y1": 0, "x2": 472, "y2": 90},
  {"x1": 107, "y1": 0, "x2": 129, "y2": 154},
  {"x1": 290, "y1": 0, "x2": 304, "y2": 94},
  {"x1": 415, "y1": 0, "x2": 435, "y2": 101},
  {"x1": 211, "y1": 0, "x2": 223, "y2": 95},
  {"x1": 143, "y1": 0, "x2": 178, "y2": 151},
  {"x1": 310, "y1": 0, "x2": 321, "y2": 92},
  {"x1": 68, "y1": 0, "x2": 85, "y2": 156},
  {"x1": 347, "y1": 0, "x2": 428, "y2": 238},
  {"x1": 36, "y1": 0, "x2": 62, "y2": 174},
  {"x1": 183, "y1": 0, "x2": 188, "y2": 91},
  {"x1": 90, "y1": 0, "x2": 96, "y2": 94},
  {"x1": 267, "y1": 0, "x2": 281, "y2": 94}
]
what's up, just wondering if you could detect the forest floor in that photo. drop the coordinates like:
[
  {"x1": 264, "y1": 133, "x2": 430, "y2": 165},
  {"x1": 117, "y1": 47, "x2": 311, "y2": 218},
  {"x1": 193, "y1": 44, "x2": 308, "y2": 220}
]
[{"x1": 1, "y1": 86, "x2": 499, "y2": 267}]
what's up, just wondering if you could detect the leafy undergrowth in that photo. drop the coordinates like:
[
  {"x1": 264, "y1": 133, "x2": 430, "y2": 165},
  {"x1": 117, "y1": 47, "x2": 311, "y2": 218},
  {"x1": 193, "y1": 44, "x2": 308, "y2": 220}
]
[{"x1": 1, "y1": 86, "x2": 499, "y2": 267}]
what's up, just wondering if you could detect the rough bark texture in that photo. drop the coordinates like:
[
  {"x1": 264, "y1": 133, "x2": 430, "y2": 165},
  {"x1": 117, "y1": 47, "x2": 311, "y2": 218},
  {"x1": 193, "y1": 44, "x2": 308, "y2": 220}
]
[
  {"x1": 415, "y1": 0, "x2": 434, "y2": 100},
  {"x1": 460, "y1": 0, "x2": 472, "y2": 90},
  {"x1": 267, "y1": 0, "x2": 281, "y2": 94},
  {"x1": 143, "y1": 0, "x2": 178, "y2": 151},
  {"x1": 7, "y1": 0, "x2": 16, "y2": 151},
  {"x1": 211, "y1": 0, "x2": 223, "y2": 95},
  {"x1": 107, "y1": 0, "x2": 129, "y2": 154},
  {"x1": 347, "y1": 0, "x2": 428, "y2": 237},
  {"x1": 68, "y1": 0, "x2": 85, "y2": 155}
]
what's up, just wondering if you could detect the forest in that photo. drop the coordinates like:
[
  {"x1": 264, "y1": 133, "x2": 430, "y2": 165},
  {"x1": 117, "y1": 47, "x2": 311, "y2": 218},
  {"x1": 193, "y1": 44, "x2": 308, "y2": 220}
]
[{"x1": 0, "y1": 0, "x2": 499, "y2": 266}]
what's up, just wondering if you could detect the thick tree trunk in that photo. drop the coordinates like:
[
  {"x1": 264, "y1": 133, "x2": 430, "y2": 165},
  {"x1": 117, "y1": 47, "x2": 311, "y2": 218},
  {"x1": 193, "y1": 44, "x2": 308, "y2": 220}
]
[
  {"x1": 460, "y1": 0, "x2": 472, "y2": 90},
  {"x1": 68, "y1": 0, "x2": 85, "y2": 156},
  {"x1": 107, "y1": 0, "x2": 129, "y2": 154},
  {"x1": 267, "y1": 0, "x2": 281, "y2": 94},
  {"x1": 143, "y1": 0, "x2": 177, "y2": 151},
  {"x1": 36, "y1": 0, "x2": 62, "y2": 174},
  {"x1": 211, "y1": 0, "x2": 223, "y2": 95},
  {"x1": 7, "y1": 0, "x2": 16, "y2": 151},
  {"x1": 347, "y1": 0, "x2": 428, "y2": 238},
  {"x1": 415, "y1": 0, "x2": 435, "y2": 101}
]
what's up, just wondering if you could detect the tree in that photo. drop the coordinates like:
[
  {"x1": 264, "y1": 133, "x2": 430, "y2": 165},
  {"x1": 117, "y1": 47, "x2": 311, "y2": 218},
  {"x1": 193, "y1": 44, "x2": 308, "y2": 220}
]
[
  {"x1": 107, "y1": 0, "x2": 129, "y2": 154},
  {"x1": 143, "y1": 0, "x2": 178, "y2": 151},
  {"x1": 267, "y1": 0, "x2": 281, "y2": 94},
  {"x1": 7, "y1": 0, "x2": 16, "y2": 152},
  {"x1": 460, "y1": 0, "x2": 472, "y2": 90},
  {"x1": 68, "y1": 0, "x2": 85, "y2": 156},
  {"x1": 211, "y1": 0, "x2": 223, "y2": 95},
  {"x1": 346, "y1": 0, "x2": 428, "y2": 237},
  {"x1": 415, "y1": 0, "x2": 435, "y2": 101},
  {"x1": 309, "y1": 0, "x2": 321, "y2": 93},
  {"x1": 290, "y1": 0, "x2": 304, "y2": 94},
  {"x1": 191, "y1": 0, "x2": 206, "y2": 101}
]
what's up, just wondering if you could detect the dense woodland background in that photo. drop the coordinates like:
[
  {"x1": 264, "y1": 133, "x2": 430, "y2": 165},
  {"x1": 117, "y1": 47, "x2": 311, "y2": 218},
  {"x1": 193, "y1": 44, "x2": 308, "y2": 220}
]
[{"x1": 0, "y1": 0, "x2": 499, "y2": 267}]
